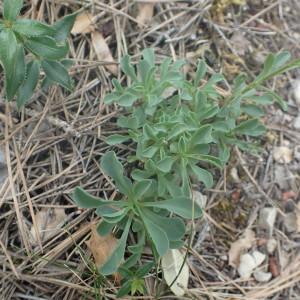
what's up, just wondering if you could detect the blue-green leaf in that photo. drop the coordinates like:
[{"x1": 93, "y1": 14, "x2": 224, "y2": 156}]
[
  {"x1": 100, "y1": 218, "x2": 132, "y2": 275},
  {"x1": 190, "y1": 164, "x2": 213, "y2": 188},
  {"x1": 72, "y1": 187, "x2": 122, "y2": 208},
  {"x1": 120, "y1": 55, "x2": 137, "y2": 81},
  {"x1": 140, "y1": 210, "x2": 169, "y2": 256},
  {"x1": 101, "y1": 151, "x2": 133, "y2": 196},
  {"x1": 144, "y1": 196, "x2": 202, "y2": 219},
  {"x1": 106, "y1": 134, "x2": 130, "y2": 145}
]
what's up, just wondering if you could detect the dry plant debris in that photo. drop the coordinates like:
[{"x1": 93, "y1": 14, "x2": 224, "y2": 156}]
[
  {"x1": 85, "y1": 224, "x2": 118, "y2": 268},
  {"x1": 161, "y1": 249, "x2": 189, "y2": 296},
  {"x1": 1, "y1": 0, "x2": 300, "y2": 299},
  {"x1": 29, "y1": 208, "x2": 67, "y2": 246},
  {"x1": 91, "y1": 31, "x2": 118, "y2": 75},
  {"x1": 71, "y1": 13, "x2": 95, "y2": 34},
  {"x1": 273, "y1": 146, "x2": 293, "y2": 164},
  {"x1": 228, "y1": 229, "x2": 256, "y2": 268},
  {"x1": 136, "y1": 3, "x2": 155, "y2": 27}
]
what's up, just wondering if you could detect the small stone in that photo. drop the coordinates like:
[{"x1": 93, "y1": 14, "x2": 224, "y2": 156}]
[
  {"x1": 266, "y1": 238, "x2": 277, "y2": 254},
  {"x1": 0, "y1": 147, "x2": 5, "y2": 167},
  {"x1": 253, "y1": 270, "x2": 272, "y2": 282},
  {"x1": 293, "y1": 79, "x2": 300, "y2": 106},
  {"x1": 259, "y1": 207, "x2": 277, "y2": 235},
  {"x1": 283, "y1": 212, "x2": 298, "y2": 233},
  {"x1": 237, "y1": 253, "x2": 257, "y2": 279},
  {"x1": 294, "y1": 145, "x2": 300, "y2": 161},
  {"x1": 252, "y1": 251, "x2": 266, "y2": 266},
  {"x1": 293, "y1": 115, "x2": 300, "y2": 129},
  {"x1": 237, "y1": 251, "x2": 266, "y2": 280},
  {"x1": 230, "y1": 167, "x2": 240, "y2": 183},
  {"x1": 273, "y1": 146, "x2": 293, "y2": 164}
]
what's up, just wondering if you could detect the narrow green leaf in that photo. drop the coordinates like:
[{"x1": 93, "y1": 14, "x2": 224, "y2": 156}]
[
  {"x1": 142, "y1": 48, "x2": 155, "y2": 67},
  {"x1": 198, "y1": 154, "x2": 223, "y2": 168},
  {"x1": 169, "y1": 240, "x2": 185, "y2": 249},
  {"x1": 194, "y1": 60, "x2": 207, "y2": 86},
  {"x1": 156, "y1": 157, "x2": 174, "y2": 173},
  {"x1": 0, "y1": 21, "x2": 5, "y2": 31},
  {"x1": 0, "y1": 29, "x2": 19, "y2": 100},
  {"x1": 52, "y1": 12, "x2": 77, "y2": 42},
  {"x1": 104, "y1": 92, "x2": 120, "y2": 104},
  {"x1": 273, "y1": 51, "x2": 291, "y2": 69},
  {"x1": 136, "y1": 261, "x2": 155, "y2": 277},
  {"x1": 106, "y1": 134, "x2": 130, "y2": 145},
  {"x1": 41, "y1": 60, "x2": 73, "y2": 91},
  {"x1": 12, "y1": 19, "x2": 55, "y2": 37},
  {"x1": 97, "y1": 221, "x2": 115, "y2": 236},
  {"x1": 100, "y1": 218, "x2": 132, "y2": 275},
  {"x1": 120, "y1": 55, "x2": 137, "y2": 81},
  {"x1": 72, "y1": 187, "x2": 121, "y2": 208},
  {"x1": 116, "y1": 281, "x2": 132, "y2": 298},
  {"x1": 131, "y1": 169, "x2": 151, "y2": 181},
  {"x1": 133, "y1": 180, "x2": 152, "y2": 198},
  {"x1": 190, "y1": 125, "x2": 213, "y2": 145},
  {"x1": 144, "y1": 196, "x2": 202, "y2": 219},
  {"x1": 17, "y1": 61, "x2": 40, "y2": 108},
  {"x1": 101, "y1": 151, "x2": 133, "y2": 196},
  {"x1": 190, "y1": 164, "x2": 213, "y2": 188},
  {"x1": 4, "y1": 0, "x2": 23, "y2": 21},
  {"x1": 103, "y1": 209, "x2": 128, "y2": 224},
  {"x1": 251, "y1": 94, "x2": 273, "y2": 105},
  {"x1": 235, "y1": 119, "x2": 264, "y2": 136},
  {"x1": 118, "y1": 93, "x2": 139, "y2": 107},
  {"x1": 24, "y1": 36, "x2": 68, "y2": 60},
  {"x1": 142, "y1": 208, "x2": 185, "y2": 241},
  {"x1": 14, "y1": 46, "x2": 26, "y2": 92},
  {"x1": 117, "y1": 116, "x2": 139, "y2": 130},
  {"x1": 260, "y1": 88, "x2": 288, "y2": 111},
  {"x1": 142, "y1": 145, "x2": 159, "y2": 158},
  {"x1": 241, "y1": 104, "x2": 264, "y2": 117},
  {"x1": 122, "y1": 252, "x2": 141, "y2": 269},
  {"x1": 140, "y1": 210, "x2": 169, "y2": 256}
]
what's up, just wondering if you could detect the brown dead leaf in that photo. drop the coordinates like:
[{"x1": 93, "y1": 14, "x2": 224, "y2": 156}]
[
  {"x1": 282, "y1": 190, "x2": 296, "y2": 202},
  {"x1": 86, "y1": 224, "x2": 118, "y2": 268},
  {"x1": 30, "y1": 208, "x2": 66, "y2": 246},
  {"x1": 137, "y1": 3, "x2": 154, "y2": 27},
  {"x1": 269, "y1": 256, "x2": 280, "y2": 277},
  {"x1": 71, "y1": 13, "x2": 95, "y2": 34},
  {"x1": 91, "y1": 31, "x2": 118, "y2": 75},
  {"x1": 228, "y1": 229, "x2": 255, "y2": 268}
]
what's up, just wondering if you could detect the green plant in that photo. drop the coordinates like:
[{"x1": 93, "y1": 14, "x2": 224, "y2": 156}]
[
  {"x1": 73, "y1": 49, "x2": 300, "y2": 296},
  {"x1": 0, "y1": 0, "x2": 75, "y2": 107}
]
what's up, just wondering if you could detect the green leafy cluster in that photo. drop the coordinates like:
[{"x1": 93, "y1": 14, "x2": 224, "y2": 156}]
[
  {"x1": 73, "y1": 49, "x2": 300, "y2": 295},
  {"x1": 0, "y1": 0, "x2": 75, "y2": 107}
]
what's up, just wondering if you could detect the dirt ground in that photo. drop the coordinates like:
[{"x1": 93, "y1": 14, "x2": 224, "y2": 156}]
[{"x1": 1, "y1": 0, "x2": 300, "y2": 299}]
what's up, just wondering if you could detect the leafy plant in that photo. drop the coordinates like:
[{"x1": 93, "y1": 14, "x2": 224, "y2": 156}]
[
  {"x1": 0, "y1": 0, "x2": 75, "y2": 107},
  {"x1": 73, "y1": 49, "x2": 300, "y2": 296}
]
